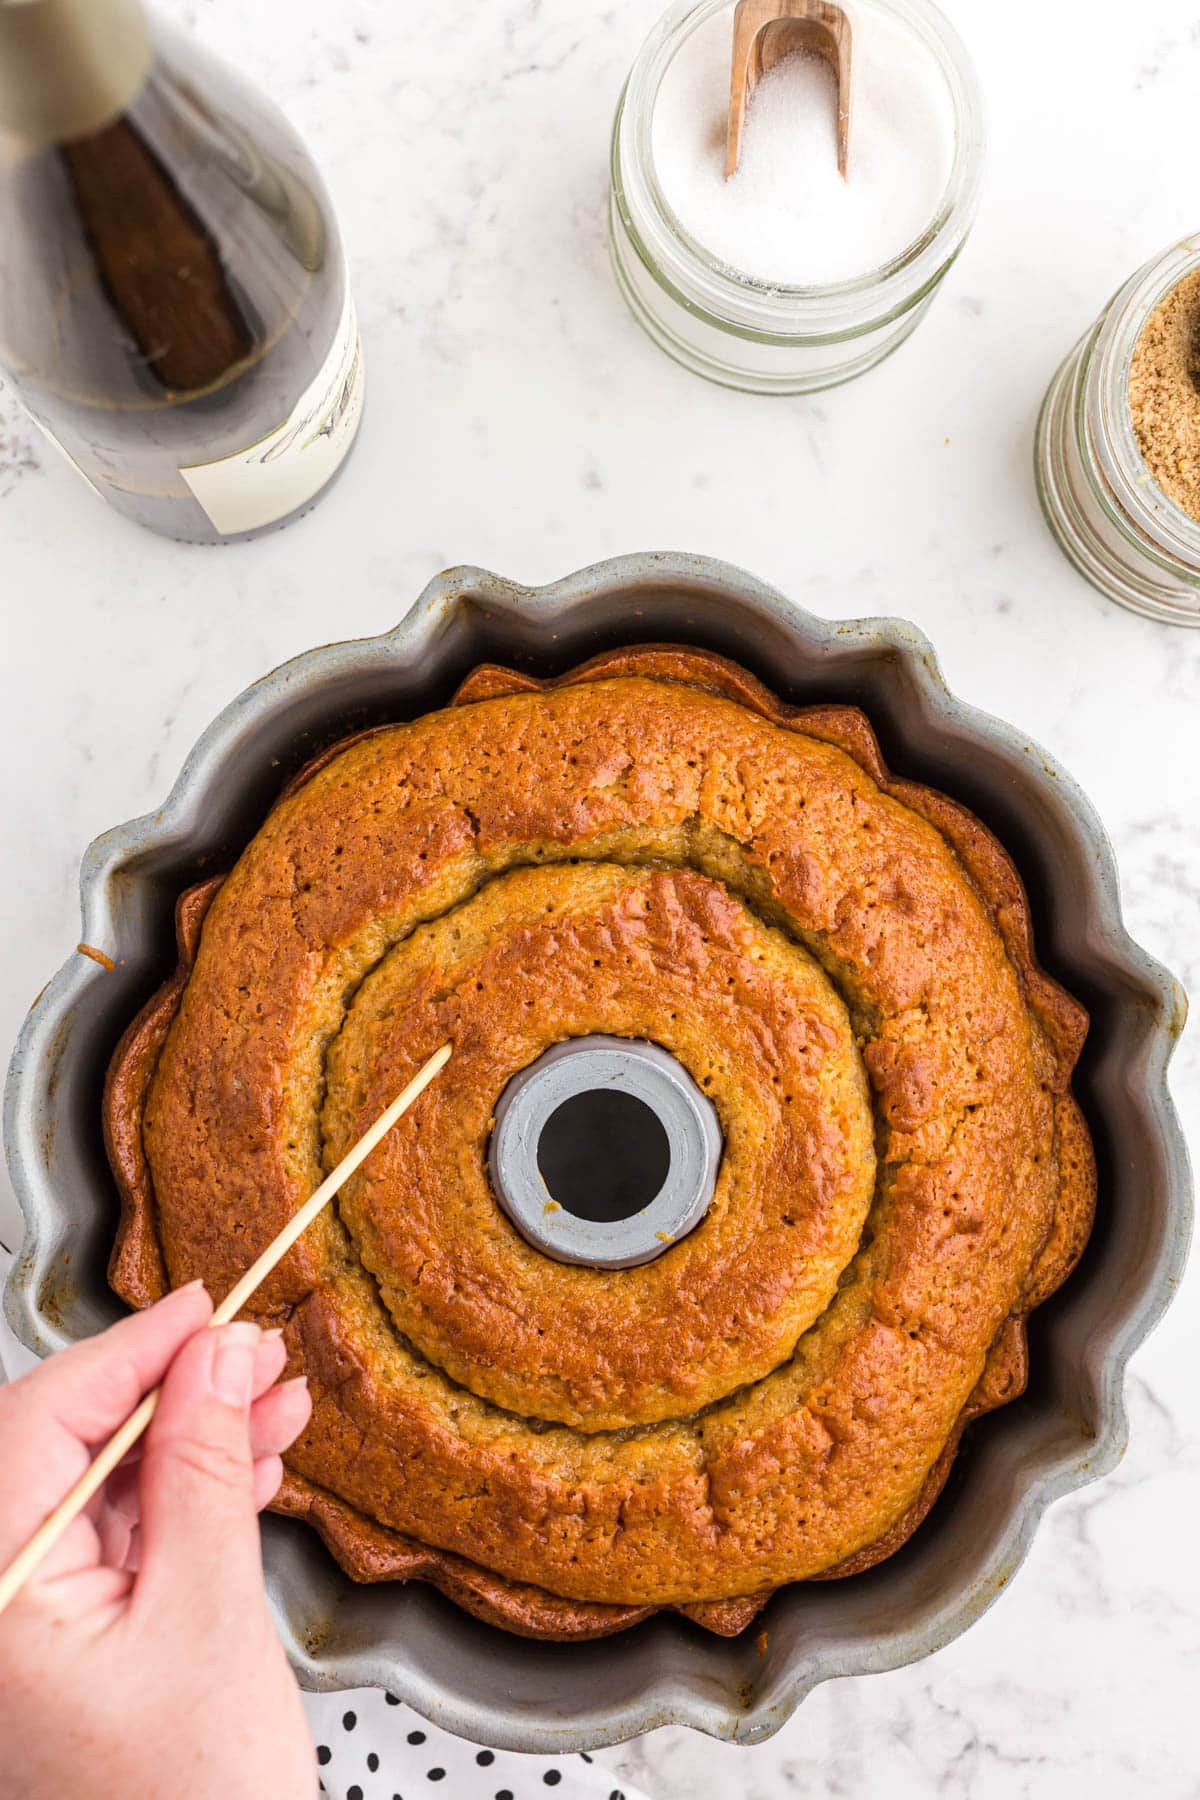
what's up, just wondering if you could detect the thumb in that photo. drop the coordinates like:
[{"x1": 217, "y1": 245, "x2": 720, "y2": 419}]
[{"x1": 135, "y1": 1321, "x2": 266, "y2": 1616}]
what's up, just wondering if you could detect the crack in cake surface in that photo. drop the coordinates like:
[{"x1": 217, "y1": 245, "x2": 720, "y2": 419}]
[{"x1": 319, "y1": 860, "x2": 877, "y2": 1432}]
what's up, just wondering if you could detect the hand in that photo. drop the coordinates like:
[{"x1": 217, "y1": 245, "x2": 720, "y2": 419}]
[{"x1": 0, "y1": 1283, "x2": 318, "y2": 1799}]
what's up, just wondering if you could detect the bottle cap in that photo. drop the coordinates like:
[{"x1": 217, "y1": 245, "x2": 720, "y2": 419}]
[{"x1": 0, "y1": 0, "x2": 151, "y2": 144}]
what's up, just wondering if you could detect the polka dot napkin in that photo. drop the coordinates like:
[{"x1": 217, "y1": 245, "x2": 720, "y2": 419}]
[{"x1": 304, "y1": 1688, "x2": 650, "y2": 1800}]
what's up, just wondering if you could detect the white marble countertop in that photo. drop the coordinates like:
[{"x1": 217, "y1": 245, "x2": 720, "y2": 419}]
[{"x1": 1, "y1": 0, "x2": 1198, "y2": 1793}]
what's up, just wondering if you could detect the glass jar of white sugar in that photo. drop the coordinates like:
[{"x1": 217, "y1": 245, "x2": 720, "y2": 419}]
[{"x1": 609, "y1": 0, "x2": 984, "y2": 394}]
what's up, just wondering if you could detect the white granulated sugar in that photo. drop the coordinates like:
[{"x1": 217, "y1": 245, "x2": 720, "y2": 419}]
[{"x1": 651, "y1": 2, "x2": 955, "y2": 286}]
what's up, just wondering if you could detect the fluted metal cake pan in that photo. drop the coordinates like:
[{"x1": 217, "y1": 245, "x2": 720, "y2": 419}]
[{"x1": 3, "y1": 553, "x2": 1191, "y2": 1751}]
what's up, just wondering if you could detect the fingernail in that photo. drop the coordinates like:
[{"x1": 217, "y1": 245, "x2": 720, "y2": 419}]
[
  {"x1": 262, "y1": 1327, "x2": 285, "y2": 1342},
  {"x1": 177, "y1": 1278, "x2": 207, "y2": 1295},
  {"x1": 212, "y1": 1321, "x2": 260, "y2": 1405},
  {"x1": 279, "y1": 1374, "x2": 309, "y2": 1396}
]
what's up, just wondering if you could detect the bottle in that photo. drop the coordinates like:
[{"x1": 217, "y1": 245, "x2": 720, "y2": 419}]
[{"x1": 0, "y1": 0, "x2": 364, "y2": 543}]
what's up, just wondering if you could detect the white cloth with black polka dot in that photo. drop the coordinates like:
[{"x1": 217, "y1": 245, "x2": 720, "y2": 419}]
[{"x1": 304, "y1": 1687, "x2": 652, "y2": 1800}]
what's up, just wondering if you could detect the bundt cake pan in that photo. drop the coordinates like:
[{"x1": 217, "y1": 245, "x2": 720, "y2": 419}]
[{"x1": 3, "y1": 553, "x2": 1190, "y2": 1751}]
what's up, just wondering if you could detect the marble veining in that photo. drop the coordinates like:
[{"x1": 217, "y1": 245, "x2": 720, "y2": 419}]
[
  {"x1": 0, "y1": 409, "x2": 40, "y2": 499},
  {"x1": 1, "y1": 0, "x2": 1197, "y2": 1793}
]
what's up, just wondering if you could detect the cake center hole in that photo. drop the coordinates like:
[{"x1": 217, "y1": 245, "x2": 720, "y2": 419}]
[{"x1": 537, "y1": 1088, "x2": 671, "y2": 1224}]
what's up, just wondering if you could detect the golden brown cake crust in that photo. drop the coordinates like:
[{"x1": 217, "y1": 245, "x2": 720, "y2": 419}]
[
  {"x1": 106, "y1": 645, "x2": 1095, "y2": 1637},
  {"x1": 322, "y1": 860, "x2": 877, "y2": 1431}
]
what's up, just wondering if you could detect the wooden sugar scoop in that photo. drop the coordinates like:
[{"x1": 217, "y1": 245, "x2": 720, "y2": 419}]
[{"x1": 726, "y1": 0, "x2": 853, "y2": 179}]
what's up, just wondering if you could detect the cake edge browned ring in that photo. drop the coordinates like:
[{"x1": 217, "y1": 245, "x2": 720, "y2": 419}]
[{"x1": 103, "y1": 645, "x2": 1096, "y2": 1639}]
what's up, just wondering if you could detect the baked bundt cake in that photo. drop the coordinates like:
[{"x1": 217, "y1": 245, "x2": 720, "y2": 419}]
[{"x1": 105, "y1": 646, "x2": 1096, "y2": 1640}]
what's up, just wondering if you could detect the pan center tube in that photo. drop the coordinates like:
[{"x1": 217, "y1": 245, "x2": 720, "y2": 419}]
[{"x1": 488, "y1": 1036, "x2": 722, "y2": 1269}]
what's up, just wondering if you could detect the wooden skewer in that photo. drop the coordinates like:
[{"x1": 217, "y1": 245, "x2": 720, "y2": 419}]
[
  {"x1": 0, "y1": 1041, "x2": 452, "y2": 1621},
  {"x1": 726, "y1": 0, "x2": 853, "y2": 180}
]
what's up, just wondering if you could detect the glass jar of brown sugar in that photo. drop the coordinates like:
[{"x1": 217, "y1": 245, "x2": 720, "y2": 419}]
[{"x1": 1036, "y1": 235, "x2": 1200, "y2": 626}]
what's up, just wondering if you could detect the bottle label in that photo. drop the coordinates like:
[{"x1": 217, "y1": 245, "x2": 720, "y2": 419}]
[{"x1": 180, "y1": 288, "x2": 364, "y2": 536}]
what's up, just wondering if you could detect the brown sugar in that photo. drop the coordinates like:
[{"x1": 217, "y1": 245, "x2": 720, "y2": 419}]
[{"x1": 1128, "y1": 270, "x2": 1200, "y2": 522}]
